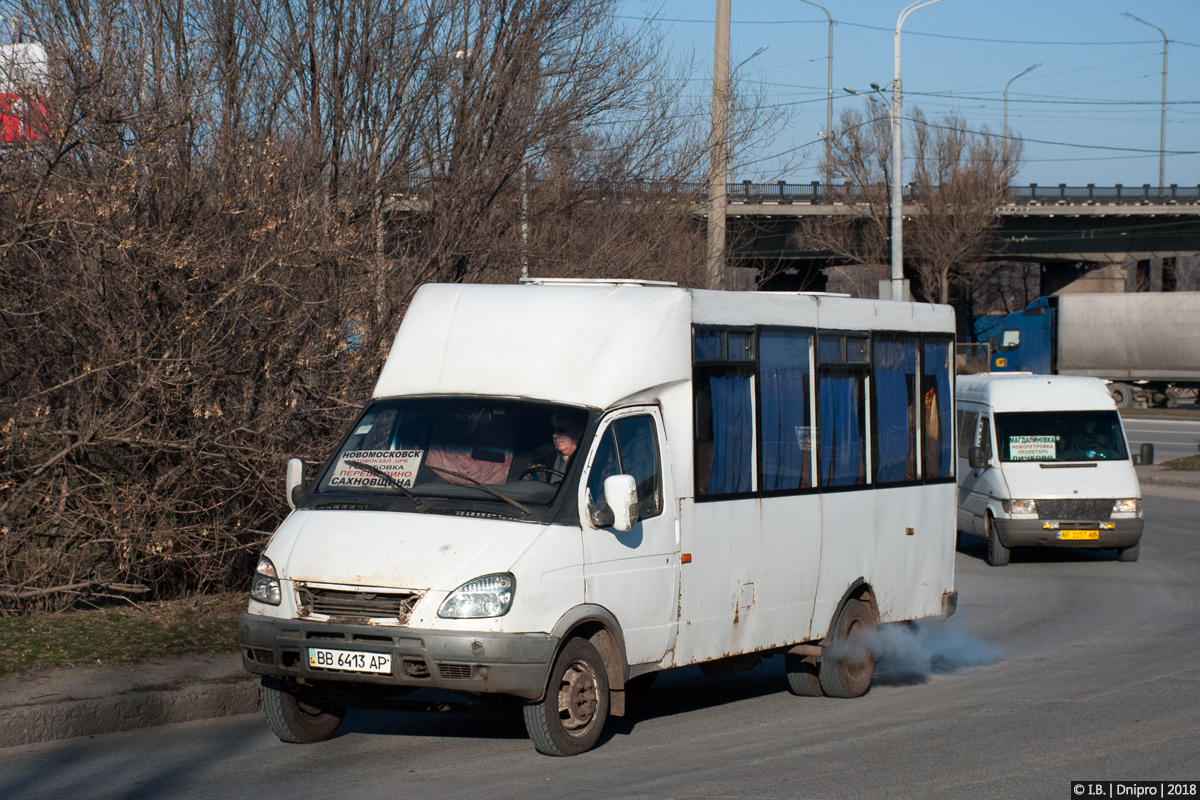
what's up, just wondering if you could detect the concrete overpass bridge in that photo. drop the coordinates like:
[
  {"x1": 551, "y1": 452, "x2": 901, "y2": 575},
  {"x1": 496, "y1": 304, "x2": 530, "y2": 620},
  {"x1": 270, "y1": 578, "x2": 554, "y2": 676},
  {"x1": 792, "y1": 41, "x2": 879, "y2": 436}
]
[{"x1": 708, "y1": 181, "x2": 1200, "y2": 293}]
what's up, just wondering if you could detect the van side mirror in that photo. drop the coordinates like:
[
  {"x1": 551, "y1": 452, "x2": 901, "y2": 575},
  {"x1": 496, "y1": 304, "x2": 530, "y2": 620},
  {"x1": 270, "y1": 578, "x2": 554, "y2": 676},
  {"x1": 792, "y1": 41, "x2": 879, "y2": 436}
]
[
  {"x1": 1137, "y1": 443, "x2": 1154, "y2": 466},
  {"x1": 968, "y1": 447, "x2": 987, "y2": 470},
  {"x1": 286, "y1": 458, "x2": 307, "y2": 509},
  {"x1": 604, "y1": 474, "x2": 639, "y2": 532}
]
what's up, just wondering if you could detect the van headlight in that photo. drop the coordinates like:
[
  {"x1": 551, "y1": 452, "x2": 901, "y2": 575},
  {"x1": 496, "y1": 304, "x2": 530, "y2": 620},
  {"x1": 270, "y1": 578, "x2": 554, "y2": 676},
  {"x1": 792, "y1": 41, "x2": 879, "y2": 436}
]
[
  {"x1": 1003, "y1": 499, "x2": 1037, "y2": 515},
  {"x1": 250, "y1": 556, "x2": 282, "y2": 606},
  {"x1": 438, "y1": 573, "x2": 515, "y2": 619},
  {"x1": 1112, "y1": 498, "x2": 1142, "y2": 516}
]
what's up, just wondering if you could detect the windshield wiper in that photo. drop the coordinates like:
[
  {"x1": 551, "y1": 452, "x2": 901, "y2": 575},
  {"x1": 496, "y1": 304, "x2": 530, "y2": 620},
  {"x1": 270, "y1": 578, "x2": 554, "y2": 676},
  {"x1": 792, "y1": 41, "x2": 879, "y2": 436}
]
[
  {"x1": 423, "y1": 465, "x2": 532, "y2": 516},
  {"x1": 343, "y1": 460, "x2": 427, "y2": 512}
]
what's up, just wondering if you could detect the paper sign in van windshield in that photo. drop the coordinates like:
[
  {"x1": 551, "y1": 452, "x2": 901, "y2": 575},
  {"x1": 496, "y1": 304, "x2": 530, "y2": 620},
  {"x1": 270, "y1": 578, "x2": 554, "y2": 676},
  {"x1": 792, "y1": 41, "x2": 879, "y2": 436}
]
[
  {"x1": 331, "y1": 450, "x2": 424, "y2": 488},
  {"x1": 1008, "y1": 436, "x2": 1056, "y2": 461}
]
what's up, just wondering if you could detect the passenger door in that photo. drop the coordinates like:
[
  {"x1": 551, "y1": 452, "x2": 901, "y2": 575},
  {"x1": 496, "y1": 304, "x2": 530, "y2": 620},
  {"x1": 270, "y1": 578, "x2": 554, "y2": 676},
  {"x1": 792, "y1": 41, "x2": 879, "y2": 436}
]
[
  {"x1": 579, "y1": 408, "x2": 678, "y2": 665},
  {"x1": 959, "y1": 414, "x2": 997, "y2": 535}
]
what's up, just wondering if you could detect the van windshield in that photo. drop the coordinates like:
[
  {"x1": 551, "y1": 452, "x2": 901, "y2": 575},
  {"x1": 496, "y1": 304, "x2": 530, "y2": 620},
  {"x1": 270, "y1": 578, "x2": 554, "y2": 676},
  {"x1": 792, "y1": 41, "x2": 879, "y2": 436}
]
[
  {"x1": 308, "y1": 397, "x2": 590, "y2": 515},
  {"x1": 994, "y1": 410, "x2": 1128, "y2": 463}
]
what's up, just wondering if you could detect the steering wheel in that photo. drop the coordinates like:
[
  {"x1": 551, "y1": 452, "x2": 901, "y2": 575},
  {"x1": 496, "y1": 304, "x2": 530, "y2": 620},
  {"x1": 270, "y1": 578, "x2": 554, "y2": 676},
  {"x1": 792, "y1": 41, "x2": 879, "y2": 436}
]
[{"x1": 519, "y1": 466, "x2": 565, "y2": 483}]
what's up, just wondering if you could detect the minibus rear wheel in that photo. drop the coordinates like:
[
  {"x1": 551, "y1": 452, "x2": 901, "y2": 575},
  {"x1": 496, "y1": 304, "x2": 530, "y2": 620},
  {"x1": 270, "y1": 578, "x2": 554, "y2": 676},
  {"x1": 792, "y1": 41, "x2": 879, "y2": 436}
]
[
  {"x1": 260, "y1": 676, "x2": 345, "y2": 743},
  {"x1": 818, "y1": 599, "x2": 876, "y2": 698},
  {"x1": 524, "y1": 637, "x2": 610, "y2": 756},
  {"x1": 784, "y1": 653, "x2": 824, "y2": 697}
]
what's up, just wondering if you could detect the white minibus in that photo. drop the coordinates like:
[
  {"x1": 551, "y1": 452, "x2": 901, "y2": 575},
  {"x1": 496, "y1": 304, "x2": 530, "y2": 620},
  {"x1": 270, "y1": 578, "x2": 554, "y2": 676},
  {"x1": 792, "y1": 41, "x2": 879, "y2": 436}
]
[
  {"x1": 956, "y1": 373, "x2": 1144, "y2": 567},
  {"x1": 239, "y1": 280, "x2": 959, "y2": 755}
]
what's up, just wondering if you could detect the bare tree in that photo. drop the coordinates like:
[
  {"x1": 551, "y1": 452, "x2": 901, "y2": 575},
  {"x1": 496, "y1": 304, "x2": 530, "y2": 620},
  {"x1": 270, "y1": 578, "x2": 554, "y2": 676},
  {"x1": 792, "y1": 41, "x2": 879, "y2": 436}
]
[
  {"x1": 906, "y1": 109, "x2": 1022, "y2": 305},
  {"x1": 793, "y1": 104, "x2": 1021, "y2": 305},
  {"x1": 0, "y1": 0, "x2": 716, "y2": 612}
]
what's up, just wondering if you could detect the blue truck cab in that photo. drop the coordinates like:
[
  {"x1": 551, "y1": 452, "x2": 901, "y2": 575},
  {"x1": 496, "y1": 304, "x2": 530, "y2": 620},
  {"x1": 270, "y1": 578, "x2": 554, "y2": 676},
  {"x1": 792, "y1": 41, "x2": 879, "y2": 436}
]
[{"x1": 991, "y1": 297, "x2": 1055, "y2": 374}]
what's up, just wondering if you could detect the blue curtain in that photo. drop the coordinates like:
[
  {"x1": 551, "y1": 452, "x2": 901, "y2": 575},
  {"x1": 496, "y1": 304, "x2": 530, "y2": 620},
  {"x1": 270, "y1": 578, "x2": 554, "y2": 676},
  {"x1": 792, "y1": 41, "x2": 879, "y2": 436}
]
[
  {"x1": 708, "y1": 375, "x2": 753, "y2": 494},
  {"x1": 760, "y1": 332, "x2": 810, "y2": 490},
  {"x1": 874, "y1": 337, "x2": 917, "y2": 483},
  {"x1": 819, "y1": 373, "x2": 863, "y2": 487}
]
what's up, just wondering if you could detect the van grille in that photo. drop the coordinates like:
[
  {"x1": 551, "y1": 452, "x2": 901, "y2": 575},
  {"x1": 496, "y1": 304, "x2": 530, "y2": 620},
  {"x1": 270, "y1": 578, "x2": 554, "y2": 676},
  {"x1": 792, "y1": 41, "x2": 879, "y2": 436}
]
[
  {"x1": 297, "y1": 587, "x2": 422, "y2": 622},
  {"x1": 1037, "y1": 498, "x2": 1113, "y2": 521}
]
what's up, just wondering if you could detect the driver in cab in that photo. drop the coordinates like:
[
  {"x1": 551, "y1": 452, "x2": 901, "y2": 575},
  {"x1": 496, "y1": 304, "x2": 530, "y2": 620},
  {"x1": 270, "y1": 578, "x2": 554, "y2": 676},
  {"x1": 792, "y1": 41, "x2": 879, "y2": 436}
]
[{"x1": 523, "y1": 410, "x2": 586, "y2": 485}]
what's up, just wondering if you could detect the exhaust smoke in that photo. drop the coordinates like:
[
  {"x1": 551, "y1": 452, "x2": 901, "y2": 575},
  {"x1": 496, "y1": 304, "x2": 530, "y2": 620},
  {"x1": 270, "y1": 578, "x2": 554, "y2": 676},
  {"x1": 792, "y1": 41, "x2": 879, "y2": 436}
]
[{"x1": 826, "y1": 614, "x2": 1002, "y2": 684}]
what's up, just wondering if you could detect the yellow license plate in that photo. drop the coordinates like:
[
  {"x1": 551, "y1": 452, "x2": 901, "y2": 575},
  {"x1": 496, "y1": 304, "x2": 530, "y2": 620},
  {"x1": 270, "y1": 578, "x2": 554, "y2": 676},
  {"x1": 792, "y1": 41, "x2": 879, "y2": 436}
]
[{"x1": 1058, "y1": 530, "x2": 1100, "y2": 541}]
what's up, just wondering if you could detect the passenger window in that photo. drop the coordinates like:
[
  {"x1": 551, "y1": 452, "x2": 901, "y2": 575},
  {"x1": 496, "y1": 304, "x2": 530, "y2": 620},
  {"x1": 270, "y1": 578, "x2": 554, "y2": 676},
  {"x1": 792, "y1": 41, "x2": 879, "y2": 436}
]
[
  {"x1": 759, "y1": 329, "x2": 813, "y2": 491},
  {"x1": 922, "y1": 338, "x2": 954, "y2": 479},
  {"x1": 873, "y1": 335, "x2": 918, "y2": 483},
  {"x1": 587, "y1": 416, "x2": 663, "y2": 520}
]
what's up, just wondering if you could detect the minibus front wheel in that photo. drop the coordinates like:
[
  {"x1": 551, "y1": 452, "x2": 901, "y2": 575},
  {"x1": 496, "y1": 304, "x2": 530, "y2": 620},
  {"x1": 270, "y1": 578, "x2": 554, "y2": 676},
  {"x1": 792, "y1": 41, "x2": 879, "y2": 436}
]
[
  {"x1": 523, "y1": 638, "x2": 610, "y2": 756},
  {"x1": 260, "y1": 676, "x2": 346, "y2": 743}
]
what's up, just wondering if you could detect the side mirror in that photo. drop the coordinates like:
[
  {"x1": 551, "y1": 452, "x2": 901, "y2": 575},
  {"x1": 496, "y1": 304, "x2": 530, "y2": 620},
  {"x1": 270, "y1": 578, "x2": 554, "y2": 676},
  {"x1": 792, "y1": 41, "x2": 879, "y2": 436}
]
[
  {"x1": 603, "y1": 474, "x2": 639, "y2": 532},
  {"x1": 1137, "y1": 443, "x2": 1154, "y2": 466},
  {"x1": 286, "y1": 458, "x2": 307, "y2": 509},
  {"x1": 968, "y1": 446, "x2": 987, "y2": 470}
]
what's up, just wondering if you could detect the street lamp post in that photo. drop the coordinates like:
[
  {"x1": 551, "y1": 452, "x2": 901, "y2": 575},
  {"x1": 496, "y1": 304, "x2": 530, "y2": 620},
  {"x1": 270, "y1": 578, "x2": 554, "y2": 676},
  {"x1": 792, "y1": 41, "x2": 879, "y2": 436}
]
[
  {"x1": 1003, "y1": 62, "x2": 1040, "y2": 135},
  {"x1": 1123, "y1": 12, "x2": 1168, "y2": 193},
  {"x1": 797, "y1": 1, "x2": 833, "y2": 182},
  {"x1": 887, "y1": 0, "x2": 945, "y2": 302},
  {"x1": 707, "y1": 0, "x2": 731, "y2": 290}
]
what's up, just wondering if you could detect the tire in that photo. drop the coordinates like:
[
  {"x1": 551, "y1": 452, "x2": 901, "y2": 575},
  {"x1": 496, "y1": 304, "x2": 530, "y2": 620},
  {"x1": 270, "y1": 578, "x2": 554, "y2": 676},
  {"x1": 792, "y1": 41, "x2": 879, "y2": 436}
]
[
  {"x1": 523, "y1": 638, "x2": 610, "y2": 756},
  {"x1": 260, "y1": 676, "x2": 345, "y2": 743},
  {"x1": 818, "y1": 599, "x2": 876, "y2": 699},
  {"x1": 784, "y1": 653, "x2": 824, "y2": 697},
  {"x1": 1109, "y1": 382, "x2": 1135, "y2": 409},
  {"x1": 986, "y1": 514, "x2": 1010, "y2": 567},
  {"x1": 1117, "y1": 542, "x2": 1140, "y2": 562}
]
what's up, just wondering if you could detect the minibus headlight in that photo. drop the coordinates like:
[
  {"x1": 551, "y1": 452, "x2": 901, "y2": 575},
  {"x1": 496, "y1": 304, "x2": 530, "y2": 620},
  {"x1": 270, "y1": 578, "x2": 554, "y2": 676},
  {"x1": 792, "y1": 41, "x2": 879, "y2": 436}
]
[
  {"x1": 1004, "y1": 499, "x2": 1037, "y2": 515},
  {"x1": 250, "y1": 556, "x2": 282, "y2": 606},
  {"x1": 1112, "y1": 498, "x2": 1141, "y2": 516},
  {"x1": 438, "y1": 573, "x2": 515, "y2": 619}
]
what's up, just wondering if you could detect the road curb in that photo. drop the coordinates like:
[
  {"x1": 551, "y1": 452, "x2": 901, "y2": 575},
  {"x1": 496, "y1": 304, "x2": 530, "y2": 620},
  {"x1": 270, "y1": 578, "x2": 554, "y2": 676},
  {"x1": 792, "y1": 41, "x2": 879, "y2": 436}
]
[{"x1": 0, "y1": 677, "x2": 259, "y2": 748}]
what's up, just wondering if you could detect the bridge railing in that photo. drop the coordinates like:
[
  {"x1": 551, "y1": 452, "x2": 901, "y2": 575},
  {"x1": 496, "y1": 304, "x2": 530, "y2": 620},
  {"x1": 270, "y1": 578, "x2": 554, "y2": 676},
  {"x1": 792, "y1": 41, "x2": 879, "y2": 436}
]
[{"x1": 696, "y1": 181, "x2": 1200, "y2": 206}]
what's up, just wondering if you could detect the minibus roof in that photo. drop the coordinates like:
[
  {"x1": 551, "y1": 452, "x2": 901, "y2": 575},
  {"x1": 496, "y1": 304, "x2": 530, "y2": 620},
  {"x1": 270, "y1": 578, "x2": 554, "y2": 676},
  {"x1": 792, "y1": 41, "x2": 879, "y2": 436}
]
[
  {"x1": 955, "y1": 373, "x2": 1116, "y2": 413},
  {"x1": 374, "y1": 283, "x2": 954, "y2": 408}
]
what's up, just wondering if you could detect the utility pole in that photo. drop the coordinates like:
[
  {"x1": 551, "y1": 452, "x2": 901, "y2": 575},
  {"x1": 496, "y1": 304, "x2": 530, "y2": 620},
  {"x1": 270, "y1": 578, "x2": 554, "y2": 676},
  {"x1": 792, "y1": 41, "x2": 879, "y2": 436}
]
[
  {"x1": 1123, "y1": 13, "x2": 1168, "y2": 193},
  {"x1": 706, "y1": 0, "x2": 731, "y2": 291},
  {"x1": 797, "y1": 1, "x2": 833, "y2": 183}
]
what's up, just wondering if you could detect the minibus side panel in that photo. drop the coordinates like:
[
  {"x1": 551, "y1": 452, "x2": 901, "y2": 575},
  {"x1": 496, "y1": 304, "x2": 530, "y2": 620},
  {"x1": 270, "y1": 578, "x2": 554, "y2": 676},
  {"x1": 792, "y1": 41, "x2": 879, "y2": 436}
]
[
  {"x1": 811, "y1": 491, "x2": 877, "y2": 634},
  {"x1": 673, "y1": 495, "x2": 822, "y2": 663},
  {"x1": 872, "y1": 483, "x2": 956, "y2": 620}
]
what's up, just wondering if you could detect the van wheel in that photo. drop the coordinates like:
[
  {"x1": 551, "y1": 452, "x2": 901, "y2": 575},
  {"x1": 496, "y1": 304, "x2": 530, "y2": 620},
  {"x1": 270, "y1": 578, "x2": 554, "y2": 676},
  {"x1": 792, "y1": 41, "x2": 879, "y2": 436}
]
[
  {"x1": 524, "y1": 638, "x2": 609, "y2": 756},
  {"x1": 1117, "y1": 542, "x2": 1140, "y2": 562},
  {"x1": 818, "y1": 599, "x2": 876, "y2": 698},
  {"x1": 784, "y1": 653, "x2": 824, "y2": 697},
  {"x1": 986, "y1": 515, "x2": 1010, "y2": 567},
  {"x1": 260, "y1": 676, "x2": 345, "y2": 743}
]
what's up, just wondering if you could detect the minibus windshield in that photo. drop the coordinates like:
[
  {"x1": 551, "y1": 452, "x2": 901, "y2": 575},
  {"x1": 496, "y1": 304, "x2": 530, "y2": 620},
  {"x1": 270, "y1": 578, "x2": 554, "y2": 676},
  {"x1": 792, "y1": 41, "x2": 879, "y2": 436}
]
[
  {"x1": 994, "y1": 410, "x2": 1128, "y2": 463},
  {"x1": 309, "y1": 397, "x2": 590, "y2": 513}
]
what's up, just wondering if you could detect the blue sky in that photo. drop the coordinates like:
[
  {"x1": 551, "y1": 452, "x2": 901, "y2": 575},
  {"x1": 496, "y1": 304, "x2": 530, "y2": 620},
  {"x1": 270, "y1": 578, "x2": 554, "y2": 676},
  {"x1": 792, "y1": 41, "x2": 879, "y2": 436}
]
[{"x1": 620, "y1": 0, "x2": 1200, "y2": 189}]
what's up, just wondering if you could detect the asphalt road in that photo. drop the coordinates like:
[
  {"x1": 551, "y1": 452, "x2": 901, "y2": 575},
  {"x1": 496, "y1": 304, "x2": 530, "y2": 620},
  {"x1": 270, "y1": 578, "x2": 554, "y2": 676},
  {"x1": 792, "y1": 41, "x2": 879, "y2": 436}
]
[
  {"x1": 1122, "y1": 415, "x2": 1200, "y2": 463},
  {"x1": 2, "y1": 495, "x2": 1197, "y2": 800}
]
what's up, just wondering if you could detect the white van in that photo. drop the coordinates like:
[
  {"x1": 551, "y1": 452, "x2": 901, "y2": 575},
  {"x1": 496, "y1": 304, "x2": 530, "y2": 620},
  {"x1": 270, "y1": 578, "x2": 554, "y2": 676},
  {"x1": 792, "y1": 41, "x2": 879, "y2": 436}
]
[
  {"x1": 239, "y1": 280, "x2": 959, "y2": 755},
  {"x1": 955, "y1": 373, "x2": 1143, "y2": 567}
]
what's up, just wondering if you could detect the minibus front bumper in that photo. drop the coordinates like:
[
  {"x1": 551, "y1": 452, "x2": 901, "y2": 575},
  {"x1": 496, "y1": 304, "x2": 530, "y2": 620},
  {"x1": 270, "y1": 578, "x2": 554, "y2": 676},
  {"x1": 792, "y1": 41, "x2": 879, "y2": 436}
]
[
  {"x1": 992, "y1": 518, "x2": 1143, "y2": 549},
  {"x1": 238, "y1": 614, "x2": 557, "y2": 700}
]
